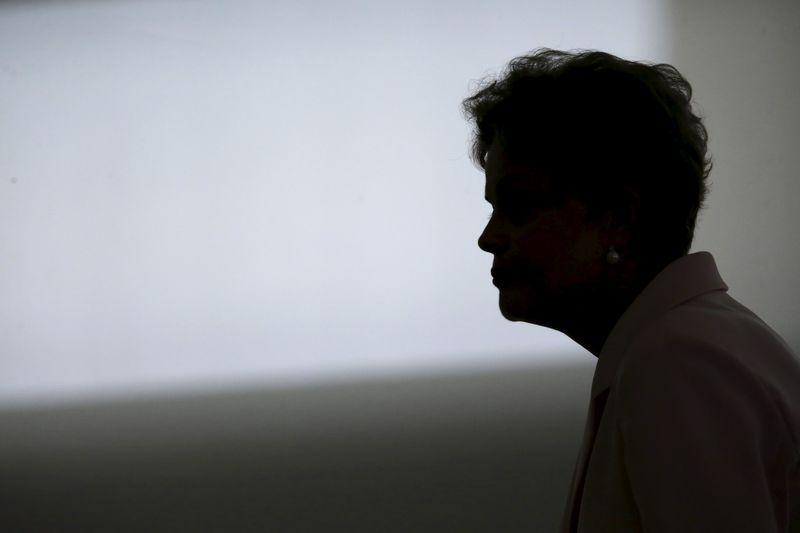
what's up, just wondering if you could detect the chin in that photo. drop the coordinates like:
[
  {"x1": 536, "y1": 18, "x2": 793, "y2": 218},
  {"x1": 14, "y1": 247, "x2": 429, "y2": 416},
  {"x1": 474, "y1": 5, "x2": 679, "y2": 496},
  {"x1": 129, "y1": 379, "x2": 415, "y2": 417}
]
[
  {"x1": 498, "y1": 288, "x2": 548, "y2": 324},
  {"x1": 498, "y1": 300, "x2": 527, "y2": 322},
  {"x1": 501, "y1": 310, "x2": 528, "y2": 323}
]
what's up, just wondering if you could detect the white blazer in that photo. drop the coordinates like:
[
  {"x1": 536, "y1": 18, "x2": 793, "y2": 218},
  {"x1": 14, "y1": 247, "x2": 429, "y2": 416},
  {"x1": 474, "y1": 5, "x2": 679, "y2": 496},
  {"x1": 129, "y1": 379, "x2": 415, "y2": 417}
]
[{"x1": 560, "y1": 251, "x2": 800, "y2": 532}]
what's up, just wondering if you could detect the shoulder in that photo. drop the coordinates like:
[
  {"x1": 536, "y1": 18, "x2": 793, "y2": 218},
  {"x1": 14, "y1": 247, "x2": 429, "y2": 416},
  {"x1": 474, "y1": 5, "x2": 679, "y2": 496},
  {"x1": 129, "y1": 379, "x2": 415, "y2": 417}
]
[
  {"x1": 618, "y1": 293, "x2": 797, "y2": 391},
  {"x1": 618, "y1": 319, "x2": 753, "y2": 393},
  {"x1": 614, "y1": 310, "x2": 784, "y2": 438},
  {"x1": 617, "y1": 309, "x2": 763, "y2": 396}
]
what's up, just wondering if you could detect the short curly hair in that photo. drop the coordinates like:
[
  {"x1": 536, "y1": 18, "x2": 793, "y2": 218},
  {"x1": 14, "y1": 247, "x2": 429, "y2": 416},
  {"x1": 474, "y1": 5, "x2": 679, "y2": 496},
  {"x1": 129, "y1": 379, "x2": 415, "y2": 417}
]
[{"x1": 462, "y1": 48, "x2": 712, "y2": 277}]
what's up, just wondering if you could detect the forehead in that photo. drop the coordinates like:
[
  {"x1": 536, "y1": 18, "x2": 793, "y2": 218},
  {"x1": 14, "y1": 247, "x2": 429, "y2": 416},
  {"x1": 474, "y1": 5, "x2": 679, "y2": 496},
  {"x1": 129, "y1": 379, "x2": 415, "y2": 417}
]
[{"x1": 484, "y1": 141, "x2": 551, "y2": 196}]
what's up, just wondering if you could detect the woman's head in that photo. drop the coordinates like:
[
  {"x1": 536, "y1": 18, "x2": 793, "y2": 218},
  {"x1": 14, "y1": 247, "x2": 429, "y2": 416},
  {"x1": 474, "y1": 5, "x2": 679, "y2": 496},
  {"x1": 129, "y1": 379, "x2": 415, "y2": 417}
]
[{"x1": 464, "y1": 48, "x2": 712, "y2": 280}]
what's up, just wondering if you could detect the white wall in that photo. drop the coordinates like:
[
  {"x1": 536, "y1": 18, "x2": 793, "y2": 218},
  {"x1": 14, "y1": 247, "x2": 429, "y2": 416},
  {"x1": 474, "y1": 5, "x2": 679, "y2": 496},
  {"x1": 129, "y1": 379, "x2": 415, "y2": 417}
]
[{"x1": 0, "y1": 0, "x2": 694, "y2": 406}]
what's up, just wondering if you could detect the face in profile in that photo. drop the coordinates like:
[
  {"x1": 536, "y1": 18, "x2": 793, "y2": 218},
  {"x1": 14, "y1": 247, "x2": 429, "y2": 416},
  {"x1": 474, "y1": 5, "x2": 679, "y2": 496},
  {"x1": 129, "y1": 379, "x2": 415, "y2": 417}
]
[{"x1": 478, "y1": 141, "x2": 612, "y2": 330}]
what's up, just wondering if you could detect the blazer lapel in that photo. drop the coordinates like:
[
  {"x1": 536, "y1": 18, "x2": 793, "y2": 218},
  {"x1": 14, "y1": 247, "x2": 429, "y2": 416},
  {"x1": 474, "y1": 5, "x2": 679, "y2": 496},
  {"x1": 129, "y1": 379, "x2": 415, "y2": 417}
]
[{"x1": 561, "y1": 389, "x2": 610, "y2": 533}]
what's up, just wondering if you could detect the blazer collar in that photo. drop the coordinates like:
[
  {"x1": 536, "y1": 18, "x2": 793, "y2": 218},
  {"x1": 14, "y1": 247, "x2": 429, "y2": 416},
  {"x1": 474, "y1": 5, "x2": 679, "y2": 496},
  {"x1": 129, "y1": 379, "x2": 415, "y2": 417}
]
[{"x1": 591, "y1": 251, "x2": 729, "y2": 400}]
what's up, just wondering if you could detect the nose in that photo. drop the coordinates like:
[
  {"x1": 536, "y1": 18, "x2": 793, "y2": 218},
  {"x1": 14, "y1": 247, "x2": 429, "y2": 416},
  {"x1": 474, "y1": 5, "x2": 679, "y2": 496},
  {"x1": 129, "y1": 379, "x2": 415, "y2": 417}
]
[{"x1": 478, "y1": 216, "x2": 506, "y2": 255}]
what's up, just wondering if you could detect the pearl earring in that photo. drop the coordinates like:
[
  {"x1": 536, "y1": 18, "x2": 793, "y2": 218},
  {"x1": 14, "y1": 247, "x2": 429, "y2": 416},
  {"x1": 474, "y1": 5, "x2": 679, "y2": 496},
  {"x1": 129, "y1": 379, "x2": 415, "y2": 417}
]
[{"x1": 606, "y1": 247, "x2": 620, "y2": 265}]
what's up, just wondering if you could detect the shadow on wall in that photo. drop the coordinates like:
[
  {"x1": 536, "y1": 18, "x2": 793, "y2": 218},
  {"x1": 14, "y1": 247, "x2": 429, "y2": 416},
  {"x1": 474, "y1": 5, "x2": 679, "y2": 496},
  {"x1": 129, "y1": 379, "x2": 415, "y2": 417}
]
[
  {"x1": 668, "y1": 0, "x2": 800, "y2": 356},
  {"x1": 0, "y1": 357, "x2": 595, "y2": 533}
]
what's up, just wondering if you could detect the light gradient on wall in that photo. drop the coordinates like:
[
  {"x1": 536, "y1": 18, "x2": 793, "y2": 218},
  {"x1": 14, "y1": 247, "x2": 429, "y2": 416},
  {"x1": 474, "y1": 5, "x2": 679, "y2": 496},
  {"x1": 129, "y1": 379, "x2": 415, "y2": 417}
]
[{"x1": 0, "y1": 0, "x2": 670, "y2": 405}]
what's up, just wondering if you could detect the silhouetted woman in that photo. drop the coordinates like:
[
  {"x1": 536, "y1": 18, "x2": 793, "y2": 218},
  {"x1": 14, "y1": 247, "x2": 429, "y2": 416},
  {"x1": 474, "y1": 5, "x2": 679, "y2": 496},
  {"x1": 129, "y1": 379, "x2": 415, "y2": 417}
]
[{"x1": 463, "y1": 48, "x2": 800, "y2": 533}]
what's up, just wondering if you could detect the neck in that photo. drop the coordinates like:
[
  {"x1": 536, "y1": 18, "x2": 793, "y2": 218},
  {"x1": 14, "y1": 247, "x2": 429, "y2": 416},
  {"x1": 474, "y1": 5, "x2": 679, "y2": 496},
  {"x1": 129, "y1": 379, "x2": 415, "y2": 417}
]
[{"x1": 562, "y1": 271, "x2": 653, "y2": 358}]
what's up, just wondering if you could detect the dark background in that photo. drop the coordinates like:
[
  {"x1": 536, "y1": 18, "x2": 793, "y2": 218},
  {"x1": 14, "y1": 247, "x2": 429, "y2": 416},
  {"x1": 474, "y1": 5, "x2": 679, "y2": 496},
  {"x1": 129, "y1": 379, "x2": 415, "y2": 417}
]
[{"x1": 0, "y1": 360, "x2": 594, "y2": 532}]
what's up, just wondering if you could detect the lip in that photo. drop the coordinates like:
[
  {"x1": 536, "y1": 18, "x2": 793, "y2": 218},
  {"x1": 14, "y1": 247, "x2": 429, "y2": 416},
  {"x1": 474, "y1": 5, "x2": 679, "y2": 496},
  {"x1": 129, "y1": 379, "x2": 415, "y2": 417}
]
[
  {"x1": 491, "y1": 267, "x2": 521, "y2": 288},
  {"x1": 491, "y1": 267, "x2": 514, "y2": 278}
]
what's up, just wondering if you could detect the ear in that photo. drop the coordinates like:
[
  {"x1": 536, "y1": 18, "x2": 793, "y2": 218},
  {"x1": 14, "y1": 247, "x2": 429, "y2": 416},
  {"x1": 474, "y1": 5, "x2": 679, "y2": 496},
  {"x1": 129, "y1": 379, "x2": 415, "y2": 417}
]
[
  {"x1": 600, "y1": 187, "x2": 640, "y2": 249},
  {"x1": 617, "y1": 187, "x2": 641, "y2": 228},
  {"x1": 605, "y1": 187, "x2": 640, "y2": 229}
]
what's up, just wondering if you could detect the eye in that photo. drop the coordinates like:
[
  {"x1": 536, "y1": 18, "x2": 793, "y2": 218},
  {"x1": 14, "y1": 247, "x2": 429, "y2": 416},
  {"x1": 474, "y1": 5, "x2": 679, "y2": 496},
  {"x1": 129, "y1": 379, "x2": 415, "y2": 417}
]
[
  {"x1": 500, "y1": 191, "x2": 560, "y2": 223},
  {"x1": 500, "y1": 199, "x2": 529, "y2": 216}
]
